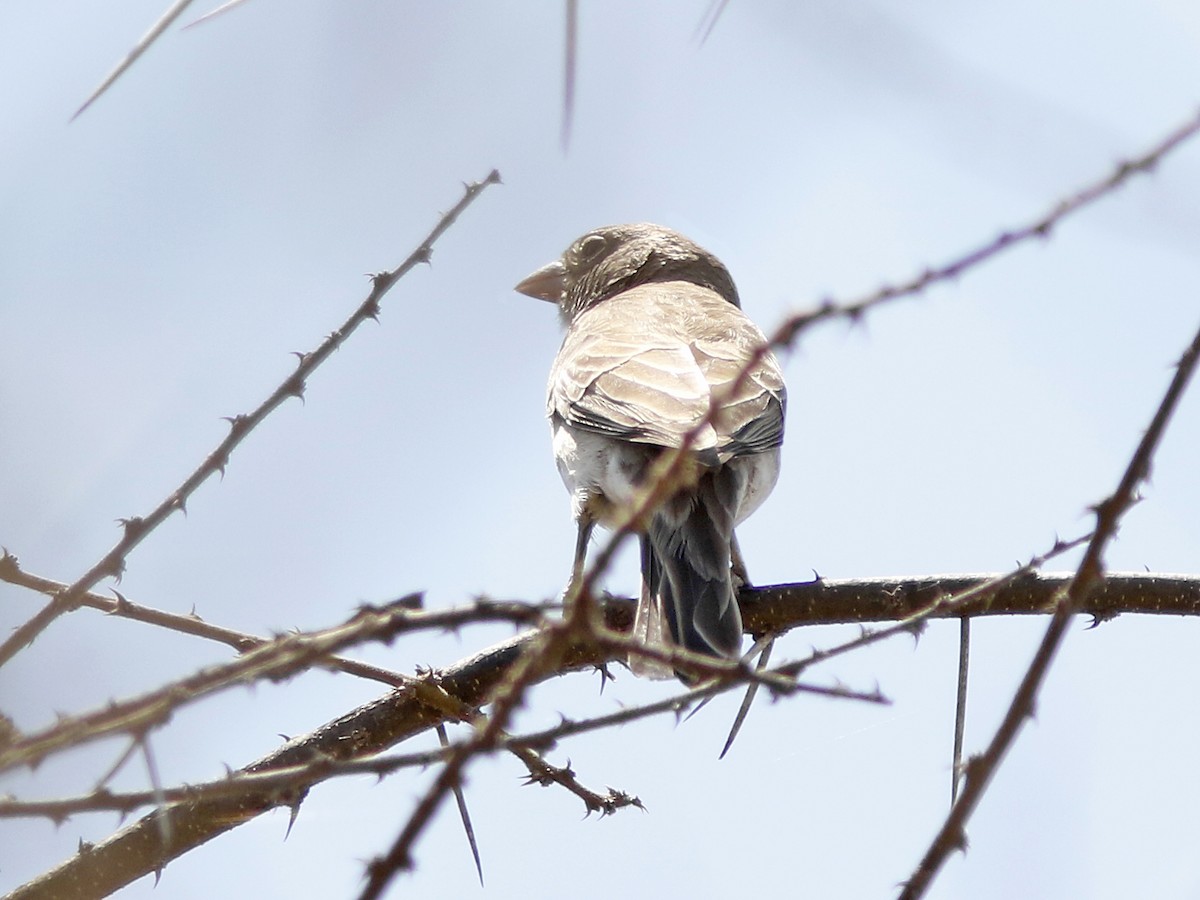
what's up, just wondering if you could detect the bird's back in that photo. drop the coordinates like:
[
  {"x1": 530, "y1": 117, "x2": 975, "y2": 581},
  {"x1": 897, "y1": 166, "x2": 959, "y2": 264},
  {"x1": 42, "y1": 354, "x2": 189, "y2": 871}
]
[{"x1": 548, "y1": 281, "x2": 786, "y2": 460}]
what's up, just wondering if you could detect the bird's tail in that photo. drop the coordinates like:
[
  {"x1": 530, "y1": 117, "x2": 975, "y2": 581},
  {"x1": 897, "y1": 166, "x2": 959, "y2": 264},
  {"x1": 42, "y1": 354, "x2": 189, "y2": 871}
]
[{"x1": 630, "y1": 471, "x2": 743, "y2": 681}]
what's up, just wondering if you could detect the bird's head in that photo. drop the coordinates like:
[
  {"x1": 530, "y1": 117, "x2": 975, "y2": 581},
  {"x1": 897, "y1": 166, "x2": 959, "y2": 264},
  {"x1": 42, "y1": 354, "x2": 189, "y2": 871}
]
[{"x1": 515, "y1": 223, "x2": 741, "y2": 320}]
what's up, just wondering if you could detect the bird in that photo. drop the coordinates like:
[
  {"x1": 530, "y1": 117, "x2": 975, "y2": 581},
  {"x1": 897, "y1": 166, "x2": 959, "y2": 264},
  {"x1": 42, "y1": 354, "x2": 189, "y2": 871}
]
[{"x1": 515, "y1": 223, "x2": 786, "y2": 678}]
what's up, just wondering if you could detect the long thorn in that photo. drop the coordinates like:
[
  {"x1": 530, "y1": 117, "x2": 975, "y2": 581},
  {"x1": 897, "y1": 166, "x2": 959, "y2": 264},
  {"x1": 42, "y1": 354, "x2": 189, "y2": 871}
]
[
  {"x1": 950, "y1": 618, "x2": 970, "y2": 804},
  {"x1": 720, "y1": 638, "x2": 774, "y2": 759},
  {"x1": 439, "y1": 724, "x2": 483, "y2": 885},
  {"x1": 73, "y1": 0, "x2": 197, "y2": 120},
  {"x1": 139, "y1": 733, "x2": 173, "y2": 851}
]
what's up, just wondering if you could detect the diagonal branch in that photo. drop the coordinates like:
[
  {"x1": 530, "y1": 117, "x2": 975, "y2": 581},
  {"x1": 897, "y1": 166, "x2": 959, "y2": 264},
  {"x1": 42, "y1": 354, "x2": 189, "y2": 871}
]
[
  {"x1": 0, "y1": 596, "x2": 540, "y2": 775},
  {"x1": 0, "y1": 170, "x2": 500, "y2": 671},
  {"x1": 898, "y1": 319, "x2": 1200, "y2": 899},
  {"x1": 0, "y1": 556, "x2": 409, "y2": 687},
  {"x1": 769, "y1": 108, "x2": 1200, "y2": 346}
]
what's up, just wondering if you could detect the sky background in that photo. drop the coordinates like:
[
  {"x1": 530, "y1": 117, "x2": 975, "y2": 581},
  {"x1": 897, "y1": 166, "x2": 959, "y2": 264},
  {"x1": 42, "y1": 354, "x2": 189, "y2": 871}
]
[{"x1": 3, "y1": 1, "x2": 1200, "y2": 898}]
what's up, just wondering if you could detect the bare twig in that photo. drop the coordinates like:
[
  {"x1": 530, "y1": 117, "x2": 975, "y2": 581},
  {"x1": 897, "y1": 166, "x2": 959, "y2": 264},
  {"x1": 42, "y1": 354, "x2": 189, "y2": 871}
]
[
  {"x1": 768, "y1": 109, "x2": 1200, "y2": 348},
  {"x1": 950, "y1": 618, "x2": 970, "y2": 804},
  {"x1": 0, "y1": 595, "x2": 542, "y2": 774},
  {"x1": 358, "y1": 609, "x2": 886, "y2": 898},
  {"x1": 513, "y1": 744, "x2": 644, "y2": 816},
  {"x1": 0, "y1": 171, "x2": 500, "y2": 671},
  {"x1": 22, "y1": 58, "x2": 1199, "y2": 900},
  {"x1": 899, "y1": 319, "x2": 1200, "y2": 899},
  {"x1": 0, "y1": 558, "x2": 415, "y2": 687}
]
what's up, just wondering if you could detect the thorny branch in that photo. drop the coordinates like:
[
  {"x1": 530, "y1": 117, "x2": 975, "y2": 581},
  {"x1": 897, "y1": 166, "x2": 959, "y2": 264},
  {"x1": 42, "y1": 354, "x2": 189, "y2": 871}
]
[
  {"x1": 897, "y1": 319, "x2": 1200, "y2": 899},
  {"x1": 0, "y1": 595, "x2": 543, "y2": 775},
  {"x1": 0, "y1": 556, "x2": 416, "y2": 688},
  {"x1": 0, "y1": 643, "x2": 886, "y2": 827},
  {"x1": 0, "y1": 170, "x2": 500, "y2": 671},
  {"x1": 513, "y1": 744, "x2": 644, "y2": 817},
  {"x1": 767, "y1": 108, "x2": 1200, "y2": 346},
  {"x1": 357, "y1": 617, "x2": 577, "y2": 898}
]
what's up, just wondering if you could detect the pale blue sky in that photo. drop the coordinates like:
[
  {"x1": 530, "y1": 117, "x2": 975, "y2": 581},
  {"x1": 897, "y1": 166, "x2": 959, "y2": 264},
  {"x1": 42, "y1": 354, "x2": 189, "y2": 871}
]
[{"x1": 3, "y1": 2, "x2": 1200, "y2": 898}]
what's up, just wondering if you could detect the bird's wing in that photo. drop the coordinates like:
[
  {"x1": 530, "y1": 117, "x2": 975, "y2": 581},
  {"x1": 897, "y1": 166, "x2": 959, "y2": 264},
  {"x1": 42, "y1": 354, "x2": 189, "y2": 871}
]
[
  {"x1": 690, "y1": 333, "x2": 786, "y2": 458},
  {"x1": 549, "y1": 331, "x2": 718, "y2": 450},
  {"x1": 547, "y1": 282, "x2": 785, "y2": 457}
]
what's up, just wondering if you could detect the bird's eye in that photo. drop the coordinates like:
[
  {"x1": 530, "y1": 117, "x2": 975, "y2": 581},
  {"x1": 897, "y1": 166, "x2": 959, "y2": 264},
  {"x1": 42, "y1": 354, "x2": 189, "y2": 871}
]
[{"x1": 575, "y1": 233, "x2": 607, "y2": 262}]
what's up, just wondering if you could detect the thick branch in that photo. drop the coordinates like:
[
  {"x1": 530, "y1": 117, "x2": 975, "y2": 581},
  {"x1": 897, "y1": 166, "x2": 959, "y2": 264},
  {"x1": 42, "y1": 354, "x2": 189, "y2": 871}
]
[{"x1": 737, "y1": 570, "x2": 1200, "y2": 631}]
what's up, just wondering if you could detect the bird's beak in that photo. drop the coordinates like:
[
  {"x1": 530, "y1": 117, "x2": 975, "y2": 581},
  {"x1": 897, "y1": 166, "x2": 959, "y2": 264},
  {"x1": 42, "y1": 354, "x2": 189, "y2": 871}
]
[{"x1": 514, "y1": 259, "x2": 566, "y2": 304}]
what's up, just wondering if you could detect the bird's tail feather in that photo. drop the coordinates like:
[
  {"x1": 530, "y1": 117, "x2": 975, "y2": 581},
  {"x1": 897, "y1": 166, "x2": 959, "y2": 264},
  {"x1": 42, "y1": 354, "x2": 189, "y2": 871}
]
[
  {"x1": 630, "y1": 538, "x2": 675, "y2": 680},
  {"x1": 629, "y1": 472, "x2": 743, "y2": 681}
]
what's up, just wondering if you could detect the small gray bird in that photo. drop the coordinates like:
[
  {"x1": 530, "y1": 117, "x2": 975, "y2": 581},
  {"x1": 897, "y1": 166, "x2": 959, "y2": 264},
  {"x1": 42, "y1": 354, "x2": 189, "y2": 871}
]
[{"x1": 515, "y1": 224, "x2": 786, "y2": 676}]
